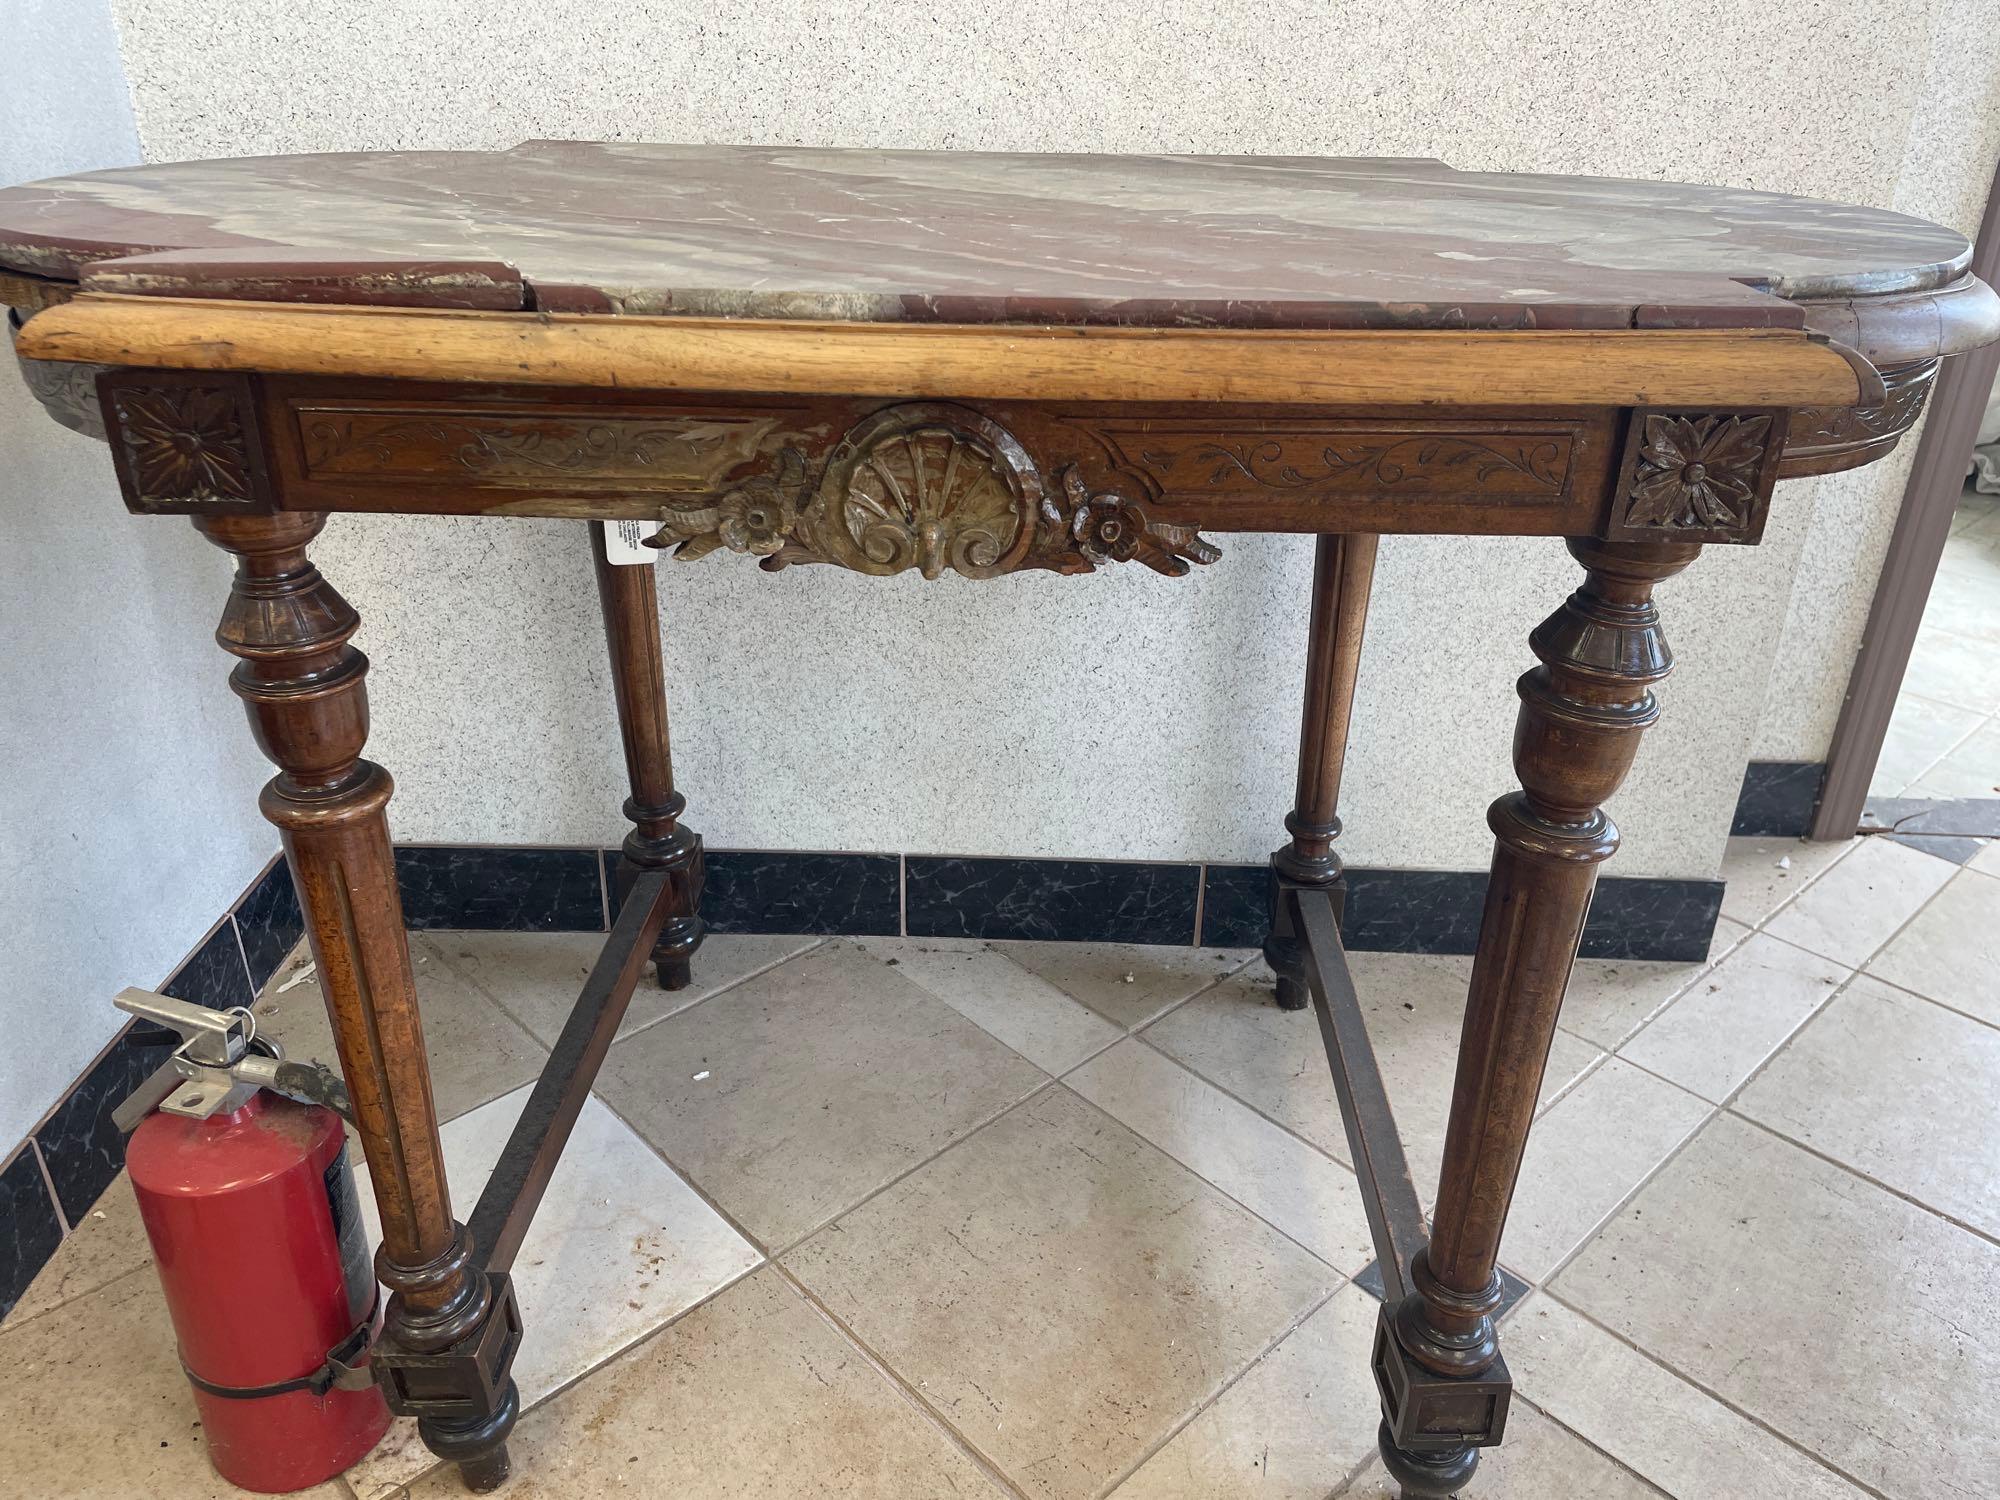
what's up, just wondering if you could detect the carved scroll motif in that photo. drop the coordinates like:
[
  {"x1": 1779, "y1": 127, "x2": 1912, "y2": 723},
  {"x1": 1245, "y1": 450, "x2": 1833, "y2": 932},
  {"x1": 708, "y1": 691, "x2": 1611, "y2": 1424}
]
[
  {"x1": 1779, "y1": 359, "x2": 1938, "y2": 478},
  {"x1": 17, "y1": 354, "x2": 107, "y2": 439},
  {"x1": 1179, "y1": 435, "x2": 1570, "y2": 491},
  {"x1": 1077, "y1": 420, "x2": 1582, "y2": 503},
  {"x1": 647, "y1": 402, "x2": 1220, "y2": 580}
]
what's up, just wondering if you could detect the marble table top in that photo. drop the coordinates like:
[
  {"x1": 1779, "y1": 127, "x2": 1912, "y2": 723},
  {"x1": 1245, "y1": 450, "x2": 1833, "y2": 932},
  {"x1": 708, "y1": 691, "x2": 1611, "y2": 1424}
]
[{"x1": 0, "y1": 142, "x2": 1972, "y2": 330}]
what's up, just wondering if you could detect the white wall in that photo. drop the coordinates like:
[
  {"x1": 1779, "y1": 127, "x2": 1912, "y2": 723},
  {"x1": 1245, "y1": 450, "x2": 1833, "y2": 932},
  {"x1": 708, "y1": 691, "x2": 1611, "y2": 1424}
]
[
  {"x1": 0, "y1": 0, "x2": 274, "y2": 1151},
  {"x1": 45, "y1": 3, "x2": 2000, "y2": 891}
]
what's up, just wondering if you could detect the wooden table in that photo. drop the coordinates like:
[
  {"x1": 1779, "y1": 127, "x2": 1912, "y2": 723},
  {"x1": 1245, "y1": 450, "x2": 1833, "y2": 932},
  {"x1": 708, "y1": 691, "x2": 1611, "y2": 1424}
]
[{"x1": 5, "y1": 144, "x2": 1994, "y2": 1496}]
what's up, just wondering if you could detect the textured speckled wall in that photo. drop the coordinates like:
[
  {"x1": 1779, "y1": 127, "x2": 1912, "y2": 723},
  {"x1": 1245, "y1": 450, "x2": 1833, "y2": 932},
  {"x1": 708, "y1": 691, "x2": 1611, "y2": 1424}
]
[
  {"x1": 0, "y1": 0, "x2": 274, "y2": 1151},
  {"x1": 98, "y1": 0, "x2": 2000, "y2": 877}
]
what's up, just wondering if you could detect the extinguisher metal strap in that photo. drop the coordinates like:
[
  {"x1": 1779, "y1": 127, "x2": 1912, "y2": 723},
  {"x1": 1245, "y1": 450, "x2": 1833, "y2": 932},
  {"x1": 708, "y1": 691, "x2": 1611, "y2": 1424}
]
[{"x1": 179, "y1": 1304, "x2": 379, "y2": 1401}]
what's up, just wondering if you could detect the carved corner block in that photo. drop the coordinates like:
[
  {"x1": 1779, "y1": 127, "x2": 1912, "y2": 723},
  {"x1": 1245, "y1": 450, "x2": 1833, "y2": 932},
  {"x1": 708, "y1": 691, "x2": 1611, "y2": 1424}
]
[
  {"x1": 1605, "y1": 408, "x2": 1787, "y2": 546},
  {"x1": 98, "y1": 368, "x2": 275, "y2": 515},
  {"x1": 1778, "y1": 359, "x2": 1938, "y2": 478}
]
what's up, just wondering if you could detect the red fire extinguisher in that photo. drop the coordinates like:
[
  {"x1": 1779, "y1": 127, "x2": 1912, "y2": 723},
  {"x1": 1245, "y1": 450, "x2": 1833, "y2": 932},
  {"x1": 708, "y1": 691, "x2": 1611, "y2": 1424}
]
[{"x1": 112, "y1": 988, "x2": 392, "y2": 1493}]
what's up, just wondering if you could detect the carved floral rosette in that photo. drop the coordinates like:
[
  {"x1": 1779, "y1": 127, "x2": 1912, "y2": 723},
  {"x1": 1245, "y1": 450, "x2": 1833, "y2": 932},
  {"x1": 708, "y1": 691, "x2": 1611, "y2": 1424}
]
[{"x1": 647, "y1": 401, "x2": 1220, "y2": 580}]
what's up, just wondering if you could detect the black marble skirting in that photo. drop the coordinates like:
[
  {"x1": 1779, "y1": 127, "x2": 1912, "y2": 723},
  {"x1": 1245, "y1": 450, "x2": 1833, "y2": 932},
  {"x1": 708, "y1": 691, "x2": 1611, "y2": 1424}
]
[
  {"x1": 233, "y1": 856, "x2": 305, "y2": 991},
  {"x1": 0, "y1": 1144, "x2": 65, "y2": 1319},
  {"x1": 905, "y1": 856, "x2": 1201, "y2": 945},
  {"x1": 1197, "y1": 864, "x2": 1722, "y2": 964},
  {"x1": 694, "y1": 850, "x2": 902, "y2": 936},
  {"x1": 7, "y1": 837, "x2": 1730, "y2": 1313},
  {"x1": 1731, "y1": 760, "x2": 1827, "y2": 838},
  {"x1": 398, "y1": 845, "x2": 606, "y2": 932}
]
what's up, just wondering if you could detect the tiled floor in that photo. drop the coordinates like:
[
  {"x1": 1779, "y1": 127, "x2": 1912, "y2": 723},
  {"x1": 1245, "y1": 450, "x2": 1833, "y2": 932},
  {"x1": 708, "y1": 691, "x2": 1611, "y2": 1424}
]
[
  {"x1": 1871, "y1": 487, "x2": 2000, "y2": 799},
  {"x1": 6, "y1": 833, "x2": 1999, "y2": 1498}
]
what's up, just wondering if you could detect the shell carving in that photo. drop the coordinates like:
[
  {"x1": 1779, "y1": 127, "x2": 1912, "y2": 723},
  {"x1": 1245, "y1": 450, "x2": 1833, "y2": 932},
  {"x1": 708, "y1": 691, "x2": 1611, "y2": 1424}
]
[
  {"x1": 826, "y1": 411, "x2": 1038, "y2": 579},
  {"x1": 648, "y1": 402, "x2": 1219, "y2": 580}
]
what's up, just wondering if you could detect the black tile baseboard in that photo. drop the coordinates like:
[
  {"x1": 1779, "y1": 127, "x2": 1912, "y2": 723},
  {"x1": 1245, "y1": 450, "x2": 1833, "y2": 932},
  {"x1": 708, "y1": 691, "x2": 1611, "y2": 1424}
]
[
  {"x1": 0, "y1": 1145, "x2": 65, "y2": 1319},
  {"x1": 905, "y1": 856, "x2": 1201, "y2": 945},
  {"x1": 233, "y1": 855, "x2": 304, "y2": 991},
  {"x1": 161, "y1": 918, "x2": 255, "y2": 1013},
  {"x1": 35, "y1": 1028, "x2": 163, "y2": 1224},
  {"x1": 1197, "y1": 863, "x2": 1271, "y2": 950},
  {"x1": 397, "y1": 845, "x2": 606, "y2": 932},
  {"x1": 1731, "y1": 760, "x2": 1827, "y2": 837},
  {"x1": 695, "y1": 850, "x2": 902, "y2": 936},
  {"x1": 1200, "y1": 863, "x2": 1723, "y2": 964},
  {"x1": 1579, "y1": 877, "x2": 1725, "y2": 962}
]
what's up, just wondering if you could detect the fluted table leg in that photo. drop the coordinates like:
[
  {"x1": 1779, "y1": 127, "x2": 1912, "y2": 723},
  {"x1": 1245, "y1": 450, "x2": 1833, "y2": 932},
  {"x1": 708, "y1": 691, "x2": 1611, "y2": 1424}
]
[
  {"x1": 1376, "y1": 537, "x2": 1700, "y2": 1497},
  {"x1": 196, "y1": 513, "x2": 519, "y2": 1491}
]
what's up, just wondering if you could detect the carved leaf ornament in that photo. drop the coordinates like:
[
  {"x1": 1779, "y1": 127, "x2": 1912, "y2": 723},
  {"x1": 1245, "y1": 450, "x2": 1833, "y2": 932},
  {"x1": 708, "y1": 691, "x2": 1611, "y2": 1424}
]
[
  {"x1": 113, "y1": 386, "x2": 255, "y2": 505},
  {"x1": 645, "y1": 402, "x2": 1221, "y2": 580},
  {"x1": 1626, "y1": 414, "x2": 1772, "y2": 531}
]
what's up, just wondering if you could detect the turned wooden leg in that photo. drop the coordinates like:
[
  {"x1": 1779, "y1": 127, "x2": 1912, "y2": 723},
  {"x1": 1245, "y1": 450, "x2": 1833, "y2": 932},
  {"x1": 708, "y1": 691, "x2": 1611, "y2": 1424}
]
[
  {"x1": 197, "y1": 513, "x2": 519, "y2": 1492},
  {"x1": 589, "y1": 526, "x2": 705, "y2": 990},
  {"x1": 1375, "y1": 537, "x2": 1699, "y2": 1497},
  {"x1": 1267, "y1": 534, "x2": 1378, "y2": 1010}
]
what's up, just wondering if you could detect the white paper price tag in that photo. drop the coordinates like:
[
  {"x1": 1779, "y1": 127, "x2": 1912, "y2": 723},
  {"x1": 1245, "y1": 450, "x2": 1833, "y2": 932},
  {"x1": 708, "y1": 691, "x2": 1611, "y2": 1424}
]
[{"x1": 600, "y1": 519, "x2": 664, "y2": 565}]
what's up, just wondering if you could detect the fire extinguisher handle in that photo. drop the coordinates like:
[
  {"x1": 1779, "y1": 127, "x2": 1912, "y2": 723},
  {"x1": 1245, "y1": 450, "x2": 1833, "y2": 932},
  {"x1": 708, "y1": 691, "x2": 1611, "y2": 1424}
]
[{"x1": 111, "y1": 1060, "x2": 185, "y2": 1135}]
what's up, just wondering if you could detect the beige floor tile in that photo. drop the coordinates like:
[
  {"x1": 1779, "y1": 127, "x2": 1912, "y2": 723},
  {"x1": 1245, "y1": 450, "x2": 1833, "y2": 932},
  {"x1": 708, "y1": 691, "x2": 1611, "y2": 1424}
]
[
  {"x1": 1555, "y1": 1113, "x2": 2000, "y2": 1499},
  {"x1": 1500, "y1": 1058, "x2": 1709, "y2": 1281},
  {"x1": 1936, "y1": 525, "x2": 2000, "y2": 584},
  {"x1": 1871, "y1": 692, "x2": 1986, "y2": 795},
  {"x1": 1972, "y1": 839, "x2": 2000, "y2": 877},
  {"x1": 1867, "y1": 864, "x2": 2000, "y2": 1025},
  {"x1": 0, "y1": 1268, "x2": 349, "y2": 1499},
  {"x1": 252, "y1": 933, "x2": 547, "y2": 1124},
  {"x1": 348, "y1": 1086, "x2": 763, "y2": 1496},
  {"x1": 1070, "y1": 1039, "x2": 1373, "y2": 1272},
  {"x1": 1899, "y1": 626, "x2": 2000, "y2": 715},
  {"x1": 1338, "y1": 1400, "x2": 1664, "y2": 1498},
  {"x1": 1717, "y1": 836, "x2": 1855, "y2": 927},
  {"x1": 1557, "y1": 916, "x2": 1749, "y2": 1050},
  {"x1": 1145, "y1": 956, "x2": 1601, "y2": 1206},
  {"x1": 1142, "y1": 967, "x2": 1347, "y2": 1156},
  {"x1": 994, "y1": 940, "x2": 1254, "y2": 1028},
  {"x1": 403, "y1": 1266, "x2": 1002, "y2": 1498},
  {"x1": 433, "y1": 928, "x2": 820, "y2": 1046},
  {"x1": 1108, "y1": 1283, "x2": 1381, "y2": 1500},
  {"x1": 1916, "y1": 560, "x2": 2000, "y2": 645},
  {"x1": 1737, "y1": 975, "x2": 2000, "y2": 1237},
  {"x1": 1904, "y1": 718, "x2": 2000, "y2": 802},
  {"x1": 5, "y1": 1170, "x2": 151, "y2": 1328},
  {"x1": 382, "y1": 1086, "x2": 757, "y2": 1391},
  {"x1": 1509, "y1": 1294, "x2": 1867, "y2": 1499},
  {"x1": 785, "y1": 1087, "x2": 1338, "y2": 1500},
  {"x1": 597, "y1": 941, "x2": 1047, "y2": 1248},
  {"x1": 861, "y1": 936, "x2": 1121, "y2": 1073},
  {"x1": 1617, "y1": 933, "x2": 1847, "y2": 1103},
  {"x1": 1764, "y1": 836, "x2": 1955, "y2": 967}
]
